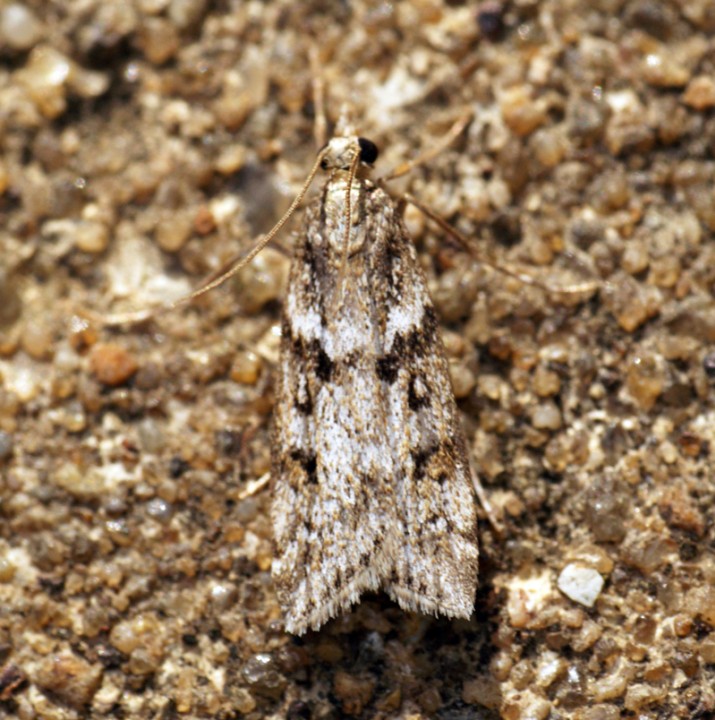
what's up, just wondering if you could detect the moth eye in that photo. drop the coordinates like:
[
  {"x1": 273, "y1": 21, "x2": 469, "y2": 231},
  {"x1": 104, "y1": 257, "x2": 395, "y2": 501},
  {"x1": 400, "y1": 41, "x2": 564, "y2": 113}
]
[
  {"x1": 357, "y1": 137, "x2": 379, "y2": 164},
  {"x1": 320, "y1": 158, "x2": 329, "y2": 170}
]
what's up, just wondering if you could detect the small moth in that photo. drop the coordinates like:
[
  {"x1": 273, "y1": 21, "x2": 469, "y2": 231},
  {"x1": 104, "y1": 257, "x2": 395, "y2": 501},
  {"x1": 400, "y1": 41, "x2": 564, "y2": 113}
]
[{"x1": 270, "y1": 135, "x2": 479, "y2": 634}]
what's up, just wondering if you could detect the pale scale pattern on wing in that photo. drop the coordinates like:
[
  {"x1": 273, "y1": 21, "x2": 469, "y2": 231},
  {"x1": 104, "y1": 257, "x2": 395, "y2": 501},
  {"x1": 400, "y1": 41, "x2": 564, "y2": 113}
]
[{"x1": 271, "y1": 154, "x2": 478, "y2": 634}]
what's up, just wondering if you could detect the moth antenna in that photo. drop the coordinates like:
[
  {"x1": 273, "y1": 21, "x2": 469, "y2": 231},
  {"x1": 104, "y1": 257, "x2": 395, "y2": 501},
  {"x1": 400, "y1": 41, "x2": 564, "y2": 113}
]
[
  {"x1": 89, "y1": 148, "x2": 330, "y2": 328},
  {"x1": 382, "y1": 109, "x2": 473, "y2": 181},
  {"x1": 468, "y1": 456, "x2": 505, "y2": 538},
  {"x1": 335, "y1": 149, "x2": 362, "y2": 303},
  {"x1": 403, "y1": 192, "x2": 601, "y2": 296}
]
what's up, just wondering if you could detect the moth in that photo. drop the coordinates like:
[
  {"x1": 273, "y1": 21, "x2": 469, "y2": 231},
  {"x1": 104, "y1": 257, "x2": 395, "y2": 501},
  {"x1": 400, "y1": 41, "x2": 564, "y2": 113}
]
[{"x1": 269, "y1": 135, "x2": 479, "y2": 634}]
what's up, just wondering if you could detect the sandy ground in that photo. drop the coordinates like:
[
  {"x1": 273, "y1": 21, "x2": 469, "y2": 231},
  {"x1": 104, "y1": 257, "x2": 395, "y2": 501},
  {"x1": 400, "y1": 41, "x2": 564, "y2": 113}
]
[{"x1": 1, "y1": 1, "x2": 714, "y2": 718}]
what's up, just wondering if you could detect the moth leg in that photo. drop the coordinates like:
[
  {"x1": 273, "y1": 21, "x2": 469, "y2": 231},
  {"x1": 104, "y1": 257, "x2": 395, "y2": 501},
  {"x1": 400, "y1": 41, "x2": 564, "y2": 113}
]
[
  {"x1": 237, "y1": 472, "x2": 270, "y2": 501},
  {"x1": 401, "y1": 191, "x2": 600, "y2": 297},
  {"x1": 381, "y1": 110, "x2": 473, "y2": 181},
  {"x1": 467, "y1": 456, "x2": 504, "y2": 538}
]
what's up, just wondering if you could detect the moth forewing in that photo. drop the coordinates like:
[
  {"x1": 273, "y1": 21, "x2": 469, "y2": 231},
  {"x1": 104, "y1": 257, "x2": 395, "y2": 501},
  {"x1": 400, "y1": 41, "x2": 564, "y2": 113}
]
[{"x1": 270, "y1": 136, "x2": 479, "y2": 634}]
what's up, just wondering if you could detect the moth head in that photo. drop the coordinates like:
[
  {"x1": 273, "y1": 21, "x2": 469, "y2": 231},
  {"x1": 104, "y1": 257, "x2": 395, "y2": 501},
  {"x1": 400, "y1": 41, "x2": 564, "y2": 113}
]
[{"x1": 319, "y1": 136, "x2": 380, "y2": 172}]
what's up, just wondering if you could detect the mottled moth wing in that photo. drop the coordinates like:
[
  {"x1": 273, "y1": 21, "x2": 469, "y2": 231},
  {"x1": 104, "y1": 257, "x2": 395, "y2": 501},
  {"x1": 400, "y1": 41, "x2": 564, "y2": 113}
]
[{"x1": 271, "y1": 167, "x2": 478, "y2": 634}]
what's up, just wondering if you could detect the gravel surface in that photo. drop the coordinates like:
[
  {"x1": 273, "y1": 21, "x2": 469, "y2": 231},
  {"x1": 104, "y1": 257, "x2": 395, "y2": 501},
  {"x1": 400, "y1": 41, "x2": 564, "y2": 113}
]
[{"x1": 1, "y1": 1, "x2": 714, "y2": 718}]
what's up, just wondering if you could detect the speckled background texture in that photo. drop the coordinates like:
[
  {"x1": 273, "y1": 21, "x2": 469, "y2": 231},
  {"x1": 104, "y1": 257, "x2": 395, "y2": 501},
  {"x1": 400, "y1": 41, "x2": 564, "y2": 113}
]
[{"x1": 1, "y1": 1, "x2": 715, "y2": 718}]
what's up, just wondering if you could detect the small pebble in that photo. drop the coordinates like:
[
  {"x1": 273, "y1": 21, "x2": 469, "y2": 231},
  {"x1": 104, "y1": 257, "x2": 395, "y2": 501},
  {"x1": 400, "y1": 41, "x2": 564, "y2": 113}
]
[
  {"x1": 21, "y1": 321, "x2": 54, "y2": 361},
  {"x1": 502, "y1": 690, "x2": 551, "y2": 720},
  {"x1": 531, "y1": 127, "x2": 569, "y2": 168},
  {"x1": 110, "y1": 613, "x2": 162, "y2": 655},
  {"x1": 621, "y1": 240, "x2": 649, "y2": 275},
  {"x1": 532, "y1": 366, "x2": 561, "y2": 397},
  {"x1": 145, "y1": 497, "x2": 172, "y2": 522},
  {"x1": 626, "y1": 353, "x2": 665, "y2": 410},
  {"x1": 648, "y1": 255, "x2": 680, "y2": 288},
  {"x1": 531, "y1": 401, "x2": 562, "y2": 430},
  {"x1": 501, "y1": 85, "x2": 548, "y2": 137},
  {"x1": 242, "y1": 653, "x2": 287, "y2": 701},
  {"x1": 0, "y1": 269, "x2": 22, "y2": 330},
  {"x1": 155, "y1": 211, "x2": 193, "y2": 252},
  {"x1": 33, "y1": 651, "x2": 103, "y2": 709},
  {"x1": 568, "y1": 97, "x2": 607, "y2": 144},
  {"x1": 230, "y1": 350, "x2": 262, "y2": 385},
  {"x1": 621, "y1": 532, "x2": 672, "y2": 574},
  {"x1": 209, "y1": 582, "x2": 237, "y2": 609},
  {"x1": 682, "y1": 75, "x2": 715, "y2": 110},
  {"x1": 535, "y1": 652, "x2": 567, "y2": 689},
  {"x1": 16, "y1": 46, "x2": 72, "y2": 119},
  {"x1": 658, "y1": 485, "x2": 706, "y2": 536},
  {"x1": 333, "y1": 670, "x2": 376, "y2": 717},
  {"x1": 174, "y1": 667, "x2": 195, "y2": 714},
  {"x1": 591, "y1": 666, "x2": 632, "y2": 702},
  {"x1": 0, "y1": 431, "x2": 14, "y2": 460},
  {"x1": 449, "y1": 360, "x2": 476, "y2": 399},
  {"x1": 605, "y1": 89, "x2": 654, "y2": 155},
  {"x1": 90, "y1": 343, "x2": 139, "y2": 386},
  {"x1": 193, "y1": 205, "x2": 217, "y2": 235},
  {"x1": 215, "y1": 144, "x2": 247, "y2": 175},
  {"x1": 602, "y1": 275, "x2": 661, "y2": 332},
  {"x1": 417, "y1": 686, "x2": 444, "y2": 714},
  {"x1": 558, "y1": 564, "x2": 604, "y2": 607},
  {"x1": 169, "y1": 0, "x2": 208, "y2": 29},
  {"x1": 701, "y1": 640, "x2": 715, "y2": 664},
  {"x1": 136, "y1": 17, "x2": 180, "y2": 64},
  {"x1": 642, "y1": 53, "x2": 689, "y2": 88},
  {"x1": 0, "y1": 555, "x2": 17, "y2": 582},
  {"x1": 232, "y1": 688, "x2": 257, "y2": 714},
  {"x1": 623, "y1": 683, "x2": 667, "y2": 711},
  {"x1": 52, "y1": 462, "x2": 106, "y2": 500},
  {"x1": 462, "y1": 675, "x2": 501, "y2": 709},
  {"x1": 431, "y1": 267, "x2": 480, "y2": 324},
  {"x1": 506, "y1": 572, "x2": 553, "y2": 628},
  {"x1": 57, "y1": 401, "x2": 87, "y2": 433},
  {"x1": 0, "y1": 3, "x2": 44, "y2": 51},
  {"x1": 75, "y1": 220, "x2": 110, "y2": 253}
]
